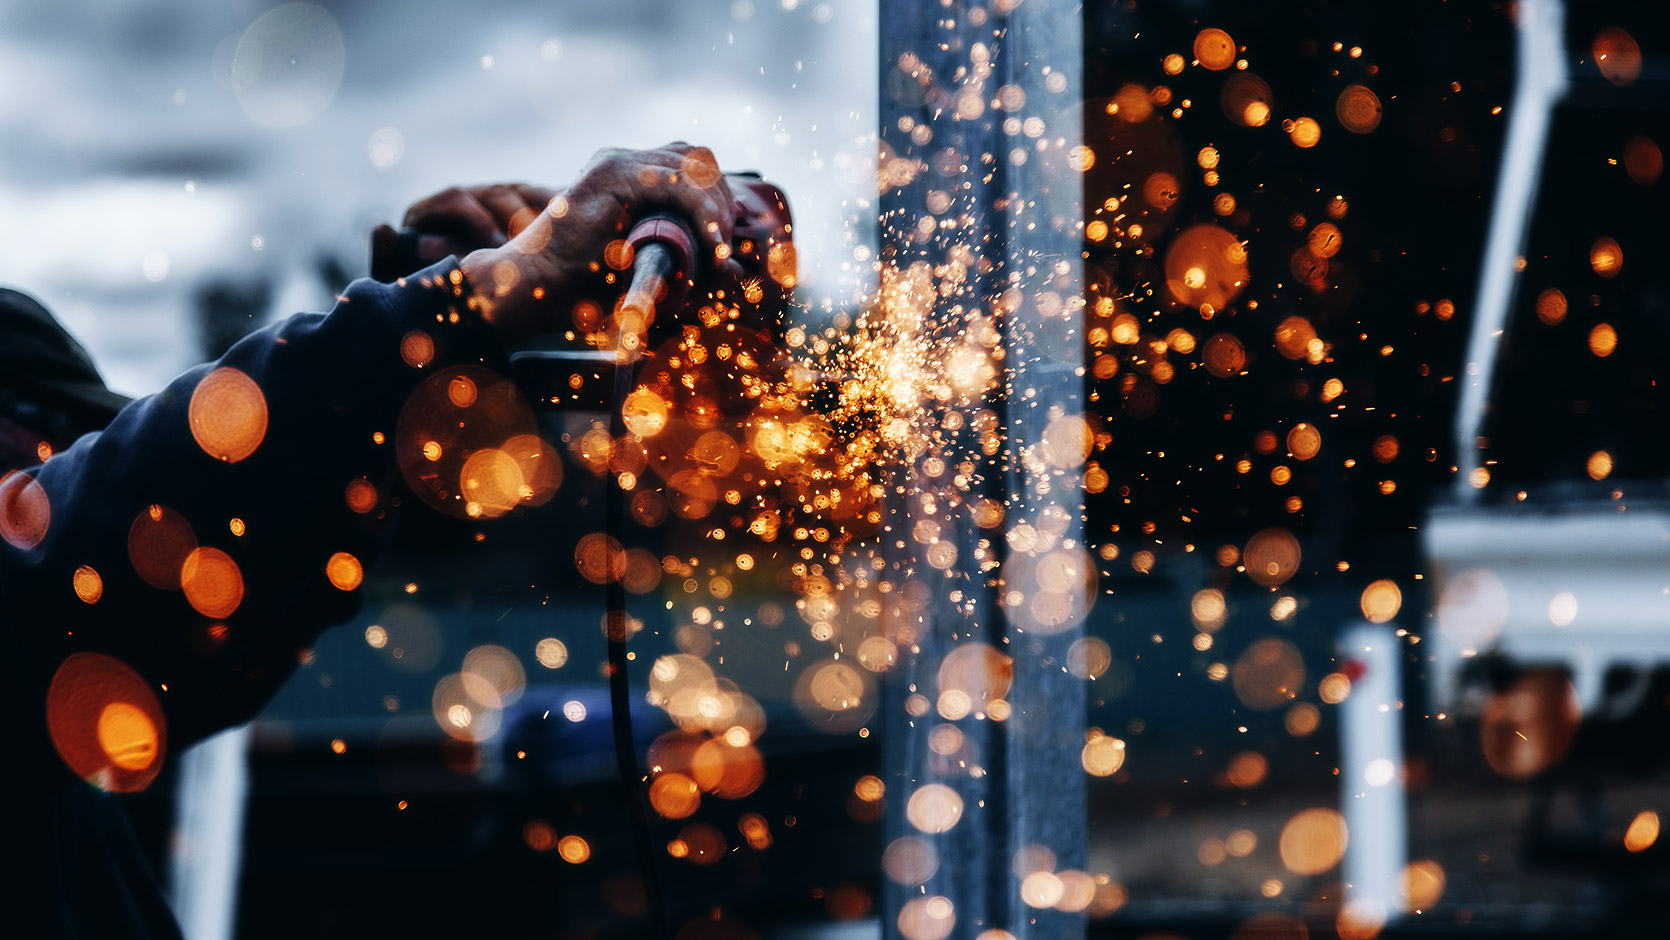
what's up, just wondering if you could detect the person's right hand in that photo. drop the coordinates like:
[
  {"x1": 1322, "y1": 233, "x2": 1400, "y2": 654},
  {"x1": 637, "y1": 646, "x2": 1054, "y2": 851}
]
[{"x1": 459, "y1": 143, "x2": 745, "y2": 347}]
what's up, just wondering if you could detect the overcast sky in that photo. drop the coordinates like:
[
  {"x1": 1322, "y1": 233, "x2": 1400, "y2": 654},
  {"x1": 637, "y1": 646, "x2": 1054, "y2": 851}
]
[{"x1": 0, "y1": 0, "x2": 878, "y2": 396}]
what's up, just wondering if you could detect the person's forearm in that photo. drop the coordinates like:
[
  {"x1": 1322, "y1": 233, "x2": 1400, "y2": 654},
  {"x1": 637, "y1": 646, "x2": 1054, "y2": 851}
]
[{"x1": 5, "y1": 258, "x2": 500, "y2": 762}]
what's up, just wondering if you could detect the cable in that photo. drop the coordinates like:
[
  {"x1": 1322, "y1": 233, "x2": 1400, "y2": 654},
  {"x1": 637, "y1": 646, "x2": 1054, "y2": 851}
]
[
  {"x1": 602, "y1": 235, "x2": 686, "y2": 939},
  {"x1": 604, "y1": 351, "x2": 668, "y2": 938}
]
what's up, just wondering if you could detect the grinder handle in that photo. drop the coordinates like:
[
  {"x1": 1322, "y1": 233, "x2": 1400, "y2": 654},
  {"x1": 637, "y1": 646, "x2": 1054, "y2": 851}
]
[{"x1": 622, "y1": 212, "x2": 699, "y2": 316}]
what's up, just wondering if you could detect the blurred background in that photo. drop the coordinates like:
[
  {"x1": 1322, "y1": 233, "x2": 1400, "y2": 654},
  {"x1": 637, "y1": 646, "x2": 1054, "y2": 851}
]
[
  {"x1": 7, "y1": 0, "x2": 1669, "y2": 938},
  {"x1": 0, "y1": 0, "x2": 877, "y2": 392}
]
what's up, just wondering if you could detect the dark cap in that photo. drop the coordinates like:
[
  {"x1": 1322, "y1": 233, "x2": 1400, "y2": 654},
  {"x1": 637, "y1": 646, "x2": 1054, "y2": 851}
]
[{"x1": 0, "y1": 287, "x2": 133, "y2": 419}]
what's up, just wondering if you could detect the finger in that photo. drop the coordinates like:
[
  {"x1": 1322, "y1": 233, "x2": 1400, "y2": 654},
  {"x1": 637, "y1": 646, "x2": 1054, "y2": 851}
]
[
  {"x1": 400, "y1": 187, "x2": 453, "y2": 227},
  {"x1": 416, "y1": 234, "x2": 466, "y2": 264},
  {"x1": 407, "y1": 189, "x2": 506, "y2": 247},
  {"x1": 662, "y1": 142, "x2": 723, "y2": 185},
  {"x1": 681, "y1": 149, "x2": 738, "y2": 258},
  {"x1": 583, "y1": 149, "x2": 735, "y2": 258},
  {"x1": 510, "y1": 183, "x2": 560, "y2": 207},
  {"x1": 710, "y1": 172, "x2": 737, "y2": 240},
  {"x1": 475, "y1": 185, "x2": 537, "y2": 238},
  {"x1": 659, "y1": 142, "x2": 732, "y2": 218},
  {"x1": 640, "y1": 148, "x2": 737, "y2": 260}
]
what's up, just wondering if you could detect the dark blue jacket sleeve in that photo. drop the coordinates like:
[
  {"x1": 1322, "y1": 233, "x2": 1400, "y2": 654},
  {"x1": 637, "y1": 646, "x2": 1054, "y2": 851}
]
[{"x1": 4, "y1": 259, "x2": 504, "y2": 776}]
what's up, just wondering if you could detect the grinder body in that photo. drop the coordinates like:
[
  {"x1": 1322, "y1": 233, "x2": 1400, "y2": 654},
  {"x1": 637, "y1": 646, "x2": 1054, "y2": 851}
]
[{"x1": 506, "y1": 172, "x2": 793, "y2": 410}]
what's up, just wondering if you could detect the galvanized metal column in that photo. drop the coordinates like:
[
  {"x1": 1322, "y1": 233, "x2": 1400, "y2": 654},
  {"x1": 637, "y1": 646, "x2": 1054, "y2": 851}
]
[
  {"x1": 878, "y1": 1, "x2": 1086, "y2": 937},
  {"x1": 1339, "y1": 622, "x2": 1408, "y2": 930}
]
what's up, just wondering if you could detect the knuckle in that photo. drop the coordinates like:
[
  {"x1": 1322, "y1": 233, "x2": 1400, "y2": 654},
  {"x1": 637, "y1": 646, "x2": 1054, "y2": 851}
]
[{"x1": 589, "y1": 148, "x2": 626, "y2": 170}]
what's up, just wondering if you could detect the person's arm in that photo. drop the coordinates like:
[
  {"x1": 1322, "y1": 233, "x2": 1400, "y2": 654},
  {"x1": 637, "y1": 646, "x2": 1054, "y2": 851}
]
[
  {"x1": 3, "y1": 143, "x2": 740, "y2": 783},
  {"x1": 7, "y1": 259, "x2": 496, "y2": 758}
]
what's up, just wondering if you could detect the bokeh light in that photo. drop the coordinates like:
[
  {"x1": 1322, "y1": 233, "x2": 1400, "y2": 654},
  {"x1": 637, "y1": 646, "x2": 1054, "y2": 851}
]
[
  {"x1": 534, "y1": 637, "x2": 569, "y2": 669},
  {"x1": 1535, "y1": 287, "x2": 1567, "y2": 325},
  {"x1": 1335, "y1": 84, "x2": 1382, "y2": 133},
  {"x1": 906, "y1": 783, "x2": 964, "y2": 833},
  {"x1": 1225, "y1": 751, "x2": 1267, "y2": 788},
  {"x1": 675, "y1": 822, "x2": 726, "y2": 865},
  {"x1": 883, "y1": 836, "x2": 940, "y2": 885},
  {"x1": 557, "y1": 835, "x2": 590, "y2": 864},
  {"x1": 1287, "y1": 116, "x2": 1321, "y2": 148},
  {"x1": 1593, "y1": 27, "x2": 1642, "y2": 86},
  {"x1": 1164, "y1": 225, "x2": 1249, "y2": 312},
  {"x1": 1081, "y1": 732, "x2": 1127, "y2": 776},
  {"x1": 47, "y1": 652, "x2": 166, "y2": 792},
  {"x1": 1586, "y1": 450, "x2": 1613, "y2": 480},
  {"x1": 649, "y1": 772, "x2": 702, "y2": 819},
  {"x1": 1623, "y1": 134, "x2": 1662, "y2": 186},
  {"x1": 1278, "y1": 807, "x2": 1347, "y2": 875},
  {"x1": 1437, "y1": 567, "x2": 1509, "y2": 650},
  {"x1": 691, "y1": 738, "x2": 766, "y2": 798},
  {"x1": 1285, "y1": 702, "x2": 1321, "y2": 737},
  {"x1": 1480, "y1": 669, "x2": 1581, "y2": 779},
  {"x1": 230, "y1": 3, "x2": 346, "y2": 127},
  {"x1": 128, "y1": 504, "x2": 196, "y2": 590},
  {"x1": 460, "y1": 644, "x2": 526, "y2": 709},
  {"x1": 1589, "y1": 322, "x2": 1617, "y2": 357},
  {"x1": 1193, "y1": 29, "x2": 1236, "y2": 71},
  {"x1": 1589, "y1": 237, "x2": 1623, "y2": 278},
  {"x1": 188, "y1": 367, "x2": 268, "y2": 463},
  {"x1": 1232, "y1": 638, "x2": 1305, "y2": 709},
  {"x1": 0, "y1": 471, "x2": 50, "y2": 550},
  {"x1": 1359, "y1": 579, "x2": 1401, "y2": 622},
  {"x1": 1286, "y1": 423, "x2": 1321, "y2": 460},
  {"x1": 1337, "y1": 898, "x2": 1388, "y2": 940},
  {"x1": 325, "y1": 551, "x2": 362, "y2": 591},
  {"x1": 1243, "y1": 528, "x2": 1301, "y2": 587},
  {"x1": 72, "y1": 564, "x2": 103, "y2": 604},
  {"x1": 897, "y1": 896, "x2": 955, "y2": 940},
  {"x1": 396, "y1": 366, "x2": 543, "y2": 518},
  {"x1": 1400, "y1": 859, "x2": 1447, "y2": 910},
  {"x1": 180, "y1": 546, "x2": 244, "y2": 619},
  {"x1": 1624, "y1": 811, "x2": 1660, "y2": 853},
  {"x1": 1221, "y1": 73, "x2": 1272, "y2": 127}
]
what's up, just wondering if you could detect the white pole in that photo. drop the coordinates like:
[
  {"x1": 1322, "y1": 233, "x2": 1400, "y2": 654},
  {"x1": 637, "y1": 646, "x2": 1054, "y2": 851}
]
[
  {"x1": 1340, "y1": 623, "x2": 1407, "y2": 925},
  {"x1": 170, "y1": 724, "x2": 251, "y2": 940},
  {"x1": 1453, "y1": 0, "x2": 1567, "y2": 498}
]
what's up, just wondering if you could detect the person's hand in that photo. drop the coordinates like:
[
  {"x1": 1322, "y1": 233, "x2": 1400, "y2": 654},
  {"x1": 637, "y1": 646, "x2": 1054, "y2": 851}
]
[
  {"x1": 459, "y1": 143, "x2": 744, "y2": 346},
  {"x1": 374, "y1": 183, "x2": 559, "y2": 271}
]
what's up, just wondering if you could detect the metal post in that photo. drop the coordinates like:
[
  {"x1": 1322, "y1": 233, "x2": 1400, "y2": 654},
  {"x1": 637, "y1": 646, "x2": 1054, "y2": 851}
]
[
  {"x1": 1339, "y1": 623, "x2": 1407, "y2": 928},
  {"x1": 171, "y1": 725, "x2": 251, "y2": 940},
  {"x1": 1453, "y1": 0, "x2": 1566, "y2": 498},
  {"x1": 878, "y1": 2, "x2": 1085, "y2": 936}
]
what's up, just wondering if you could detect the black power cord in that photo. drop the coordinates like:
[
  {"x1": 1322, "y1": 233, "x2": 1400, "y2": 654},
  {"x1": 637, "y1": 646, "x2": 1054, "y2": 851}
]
[
  {"x1": 603, "y1": 353, "x2": 669, "y2": 939},
  {"x1": 601, "y1": 235, "x2": 689, "y2": 940}
]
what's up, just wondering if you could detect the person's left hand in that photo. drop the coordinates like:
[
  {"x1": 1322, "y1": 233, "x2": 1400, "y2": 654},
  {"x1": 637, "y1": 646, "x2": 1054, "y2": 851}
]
[{"x1": 376, "y1": 183, "x2": 560, "y2": 270}]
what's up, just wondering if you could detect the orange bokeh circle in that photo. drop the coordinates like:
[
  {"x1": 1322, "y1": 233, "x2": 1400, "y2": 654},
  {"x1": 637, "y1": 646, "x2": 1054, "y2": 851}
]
[
  {"x1": 47, "y1": 652, "x2": 167, "y2": 792},
  {"x1": 189, "y1": 367, "x2": 269, "y2": 463}
]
